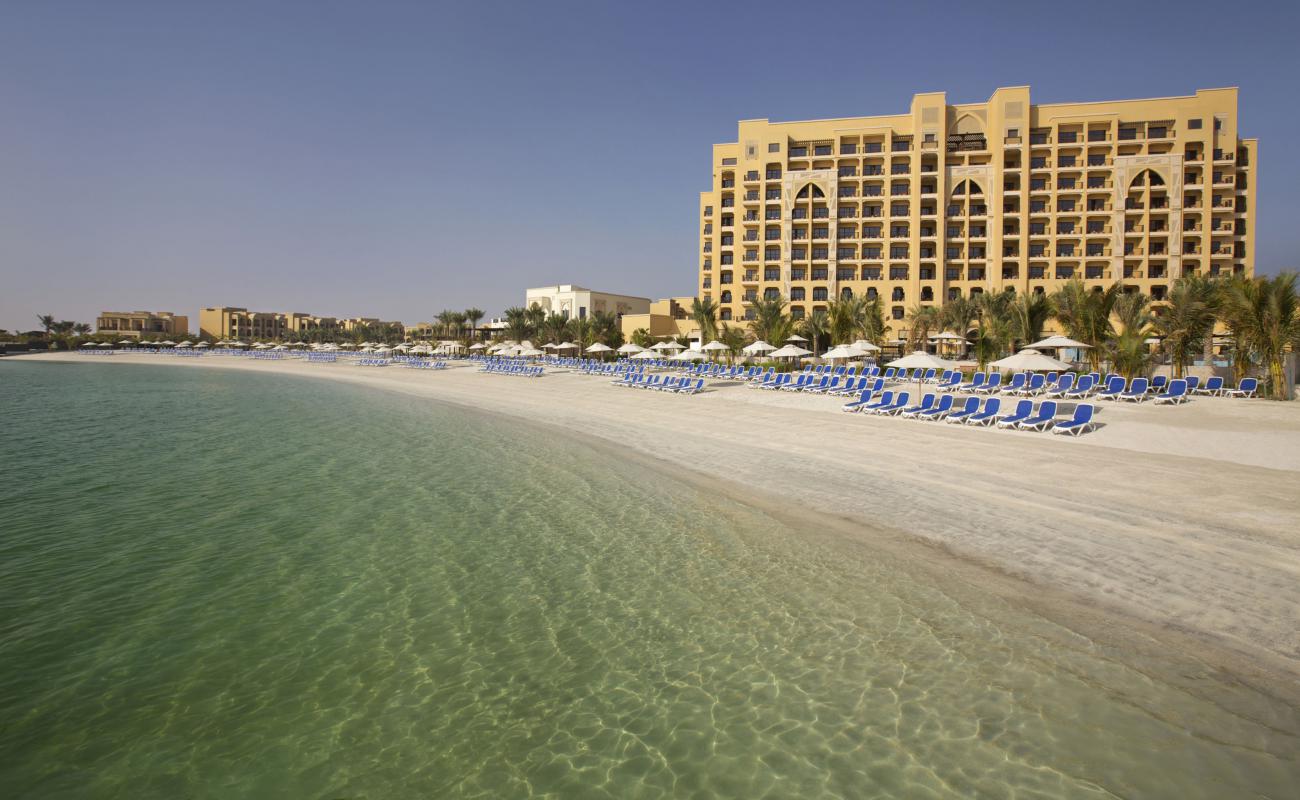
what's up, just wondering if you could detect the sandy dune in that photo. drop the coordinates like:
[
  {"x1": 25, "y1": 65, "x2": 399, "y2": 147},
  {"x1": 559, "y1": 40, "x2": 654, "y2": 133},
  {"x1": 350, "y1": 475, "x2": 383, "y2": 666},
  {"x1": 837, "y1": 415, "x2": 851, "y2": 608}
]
[{"x1": 14, "y1": 352, "x2": 1300, "y2": 697}]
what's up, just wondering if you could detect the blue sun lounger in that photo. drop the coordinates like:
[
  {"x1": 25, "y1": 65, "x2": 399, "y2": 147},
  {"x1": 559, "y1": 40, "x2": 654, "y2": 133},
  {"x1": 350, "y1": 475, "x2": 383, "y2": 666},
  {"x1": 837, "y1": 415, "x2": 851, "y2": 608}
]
[
  {"x1": 962, "y1": 397, "x2": 1002, "y2": 426},
  {"x1": 1095, "y1": 375, "x2": 1125, "y2": 400},
  {"x1": 1051, "y1": 403, "x2": 1096, "y2": 436},
  {"x1": 899, "y1": 393, "x2": 936, "y2": 418},
  {"x1": 857, "y1": 390, "x2": 894, "y2": 413},
  {"x1": 1193, "y1": 376, "x2": 1224, "y2": 395},
  {"x1": 1118, "y1": 377, "x2": 1149, "y2": 402},
  {"x1": 1016, "y1": 400, "x2": 1058, "y2": 431},
  {"x1": 870, "y1": 391, "x2": 909, "y2": 415},
  {"x1": 975, "y1": 372, "x2": 1002, "y2": 394},
  {"x1": 1043, "y1": 373, "x2": 1075, "y2": 398},
  {"x1": 999, "y1": 373, "x2": 1027, "y2": 394},
  {"x1": 1063, "y1": 374, "x2": 1096, "y2": 399},
  {"x1": 1017, "y1": 373, "x2": 1047, "y2": 396},
  {"x1": 1147, "y1": 374, "x2": 1168, "y2": 394},
  {"x1": 942, "y1": 395, "x2": 981, "y2": 423},
  {"x1": 841, "y1": 389, "x2": 876, "y2": 412},
  {"x1": 995, "y1": 399, "x2": 1035, "y2": 429},
  {"x1": 914, "y1": 393, "x2": 955, "y2": 420},
  {"x1": 675, "y1": 378, "x2": 705, "y2": 395},
  {"x1": 957, "y1": 373, "x2": 985, "y2": 393},
  {"x1": 1223, "y1": 377, "x2": 1258, "y2": 398},
  {"x1": 1153, "y1": 378, "x2": 1188, "y2": 405}
]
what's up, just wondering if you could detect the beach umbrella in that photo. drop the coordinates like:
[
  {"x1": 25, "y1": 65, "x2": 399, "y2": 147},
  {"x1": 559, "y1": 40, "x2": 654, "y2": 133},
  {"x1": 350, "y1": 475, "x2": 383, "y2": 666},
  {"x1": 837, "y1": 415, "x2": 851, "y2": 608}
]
[
  {"x1": 742, "y1": 340, "x2": 775, "y2": 355},
  {"x1": 195, "y1": 341, "x2": 210, "y2": 348},
  {"x1": 175, "y1": 341, "x2": 192, "y2": 348},
  {"x1": 631, "y1": 349, "x2": 658, "y2": 360},
  {"x1": 555, "y1": 341, "x2": 579, "y2": 351},
  {"x1": 929, "y1": 331, "x2": 966, "y2": 342},
  {"x1": 80, "y1": 341, "x2": 97, "y2": 347},
  {"x1": 96, "y1": 341, "x2": 112, "y2": 347},
  {"x1": 886, "y1": 350, "x2": 958, "y2": 393},
  {"x1": 117, "y1": 340, "x2": 134, "y2": 346},
  {"x1": 1026, "y1": 335, "x2": 1091, "y2": 350},
  {"x1": 823, "y1": 343, "x2": 870, "y2": 360},
  {"x1": 699, "y1": 340, "x2": 729, "y2": 352},
  {"x1": 785, "y1": 334, "x2": 808, "y2": 343},
  {"x1": 851, "y1": 339, "x2": 882, "y2": 352},
  {"x1": 769, "y1": 344, "x2": 812, "y2": 359},
  {"x1": 469, "y1": 342, "x2": 487, "y2": 350},
  {"x1": 650, "y1": 340, "x2": 678, "y2": 351},
  {"x1": 585, "y1": 342, "x2": 613, "y2": 354},
  {"x1": 230, "y1": 340, "x2": 248, "y2": 347},
  {"x1": 989, "y1": 348, "x2": 1071, "y2": 372},
  {"x1": 674, "y1": 348, "x2": 708, "y2": 361},
  {"x1": 159, "y1": 340, "x2": 176, "y2": 346},
  {"x1": 518, "y1": 347, "x2": 544, "y2": 357},
  {"x1": 617, "y1": 343, "x2": 645, "y2": 354}
]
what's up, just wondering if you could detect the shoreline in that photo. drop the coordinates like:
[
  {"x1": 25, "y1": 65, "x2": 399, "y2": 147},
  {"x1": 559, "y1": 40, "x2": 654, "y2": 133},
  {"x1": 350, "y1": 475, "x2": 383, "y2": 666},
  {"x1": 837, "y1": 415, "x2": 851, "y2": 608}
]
[{"x1": 9, "y1": 352, "x2": 1300, "y2": 709}]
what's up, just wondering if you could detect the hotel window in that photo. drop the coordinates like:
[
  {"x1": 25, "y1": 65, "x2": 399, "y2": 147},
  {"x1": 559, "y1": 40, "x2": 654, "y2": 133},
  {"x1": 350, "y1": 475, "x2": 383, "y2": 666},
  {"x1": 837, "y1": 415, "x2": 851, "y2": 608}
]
[
  {"x1": 765, "y1": 269, "x2": 780, "y2": 281},
  {"x1": 813, "y1": 287, "x2": 829, "y2": 301},
  {"x1": 889, "y1": 245, "x2": 908, "y2": 259},
  {"x1": 1188, "y1": 118, "x2": 1202, "y2": 130},
  {"x1": 704, "y1": 206, "x2": 712, "y2": 216},
  {"x1": 769, "y1": 143, "x2": 780, "y2": 152},
  {"x1": 790, "y1": 287, "x2": 806, "y2": 300},
  {"x1": 765, "y1": 247, "x2": 780, "y2": 260}
]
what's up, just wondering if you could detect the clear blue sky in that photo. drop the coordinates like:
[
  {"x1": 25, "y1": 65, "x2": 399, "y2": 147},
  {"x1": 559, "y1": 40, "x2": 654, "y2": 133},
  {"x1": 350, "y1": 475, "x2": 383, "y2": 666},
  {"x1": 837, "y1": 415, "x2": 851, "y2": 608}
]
[{"x1": 3, "y1": 0, "x2": 1297, "y2": 333}]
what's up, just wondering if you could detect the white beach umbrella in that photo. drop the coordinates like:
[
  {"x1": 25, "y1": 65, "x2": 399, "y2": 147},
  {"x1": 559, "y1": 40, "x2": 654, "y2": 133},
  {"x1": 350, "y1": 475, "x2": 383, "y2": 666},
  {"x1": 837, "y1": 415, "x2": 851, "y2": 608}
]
[
  {"x1": 97, "y1": 341, "x2": 113, "y2": 347},
  {"x1": 117, "y1": 340, "x2": 134, "y2": 346},
  {"x1": 989, "y1": 348, "x2": 1071, "y2": 372},
  {"x1": 617, "y1": 343, "x2": 645, "y2": 354},
  {"x1": 785, "y1": 334, "x2": 808, "y2": 343},
  {"x1": 555, "y1": 341, "x2": 579, "y2": 351},
  {"x1": 230, "y1": 341, "x2": 248, "y2": 347},
  {"x1": 175, "y1": 341, "x2": 192, "y2": 348},
  {"x1": 674, "y1": 348, "x2": 708, "y2": 361},
  {"x1": 929, "y1": 331, "x2": 966, "y2": 342},
  {"x1": 631, "y1": 349, "x2": 658, "y2": 360},
  {"x1": 769, "y1": 344, "x2": 812, "y2": 359},
  {"x1": 1026, "y1": 335, "x2": 1092, "y2": 350},
  {"x1": 742, "y1": 340, "x2": 775, "y2": 355},
  {"x1": 195, "y1": 341, "x2": 210, "y2": 348},
  {"x1": 469, "y1": 342, "x2": 487, "y2": 350},
  {"x1": 851, "y1": 339, "x2": 882, "y2": 352},
  {"x1": 823, "y1": 343, "x2": 870, "y2": 360},
  {"x1": 272, "y1": 345, "x2": 287, "y2": 351},
  {"x1": 649, "y1": 340, "x2": 676, "y2": 351},
  {"x1": 585, "y1": 342, "x2": 613, "y2": 354},
  {"x1": 518, "y1": 347, "x2": 544, "y2": 357},
  {"x1": 80, "y1": 341, "x2": 97, "y2": 347},
  {"x1": 886, "y1": 350, "x2": 959, "y2": 393},
  {"x1": 699, "y1": 340, "x2": 729, "y2": 352}
]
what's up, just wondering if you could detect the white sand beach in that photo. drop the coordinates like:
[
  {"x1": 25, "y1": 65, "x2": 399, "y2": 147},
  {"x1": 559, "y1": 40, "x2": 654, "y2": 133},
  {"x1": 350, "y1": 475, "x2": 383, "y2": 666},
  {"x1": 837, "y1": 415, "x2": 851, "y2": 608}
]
[{"x1": 17, "y1": 352, "x2": 1300, "y2": 698}]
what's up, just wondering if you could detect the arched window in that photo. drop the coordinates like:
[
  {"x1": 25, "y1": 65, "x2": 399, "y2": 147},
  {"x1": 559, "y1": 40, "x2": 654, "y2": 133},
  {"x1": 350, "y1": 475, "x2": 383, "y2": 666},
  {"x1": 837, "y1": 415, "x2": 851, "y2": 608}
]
[
  {"x1": 891, "y1": 287, "x2": 905, "y2": 302},
  {"x1": 813, "y1": 287, "x2": 828, "y2": 301},
  {"x1": 720, "y1": 290, "x2": 732, "y2": 303},
  {"x1": 796, "y1": 184, "x2": 826, "y2": 199},
  {"x1": 720, "y1": 308, "x2": 732, "y2": 320},
  {"x1": 920, "y1": 286, "x2": 934, "y2": 302},
  {"x1": 790, "y1": 287, "x2": 806, "y2": 301},
  {"x1": 840, "y1": 286, "x2": 853, "y2": 299},
  {"x1": 866, "y1": 287, "x2": 879, "y2": 300},
  {"x1": 763, "y1": 287, "x2": 780, "y2": 299}
]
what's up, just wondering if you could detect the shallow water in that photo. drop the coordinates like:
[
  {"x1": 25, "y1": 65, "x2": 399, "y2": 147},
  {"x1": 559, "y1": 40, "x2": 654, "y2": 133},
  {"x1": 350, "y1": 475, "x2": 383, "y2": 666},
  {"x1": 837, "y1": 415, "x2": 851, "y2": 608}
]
[{"x1": 0, "y1": 360, "x2": 1295, "y2": 799}]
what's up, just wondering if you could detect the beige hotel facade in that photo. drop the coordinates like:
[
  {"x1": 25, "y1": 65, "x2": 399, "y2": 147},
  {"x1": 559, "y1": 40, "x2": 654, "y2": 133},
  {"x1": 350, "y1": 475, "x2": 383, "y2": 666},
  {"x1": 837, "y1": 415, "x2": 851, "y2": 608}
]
[{"x1": 698, "y1": 87, "x2": 1257, "y2": 325}]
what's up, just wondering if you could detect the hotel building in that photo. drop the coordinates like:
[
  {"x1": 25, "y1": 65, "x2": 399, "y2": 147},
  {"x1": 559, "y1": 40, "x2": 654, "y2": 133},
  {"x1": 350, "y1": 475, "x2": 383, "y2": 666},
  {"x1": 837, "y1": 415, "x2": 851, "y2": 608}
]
[
  {"x1": 95, "y1": 310, "x2": 189, "y2": 338},
  {"x1": 198, "y1": 307, "x2": 403, "y2": 340},
  {"x1": 697, "y1": 87, "x2": 1257, "y2": 325},
  {"x1": 524, "y1": 285, "x2": 650, "y2": 321}
]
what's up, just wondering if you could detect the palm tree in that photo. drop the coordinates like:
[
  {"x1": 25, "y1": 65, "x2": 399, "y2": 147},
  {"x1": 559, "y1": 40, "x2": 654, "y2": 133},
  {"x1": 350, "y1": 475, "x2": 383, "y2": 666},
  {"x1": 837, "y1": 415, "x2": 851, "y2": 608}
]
[
  {"x1": 502, "y1": 307, "x2": 531, "y2": 342},
  {"x1": 1005, "y1": 292, "x2": 1054, "y2": 350},
  {"x1": 1052, "y1": 279, "x2": 1122, "y2": 371},
  {"x1": 542, "y1": 313, "x2": 571, "y2": 345},
  {"x1": 590, "y1": 310, "x2": 622, "y2": 347},
  {"x1": 463, "y1": 307, "x2": 484, "y2": 341},
  {"x1": 1152, "y1": 275, "x2": 1218, "y2": 378},
  {"x1": 1219, "y1": 272, "x2": 1300, "y2": 399},
  {"x1": 719, "y1": 322, "x2": 747, "y2": 365},
  {"x1": 448, "y1": 311, "x2": 467, "y2": 341},
  {"x1": 525, "y1": 303, "x2": 547, "y2": 337},
  {"x1": 36, "y1": 314, "x2": 55, "y2": 336},
  {"x1": 904, "y1": 304, "x2": 941, "y2": 350},
  {"x1": 1105, "y1": 292, "x2": 1155, "y2": 381},
  {"x1": 745, "y1": 294, "x2": 793, "y2": 346},
  {"x1": 798, "y1": 308, "x2": 829, "y2": 356},
  {"x1": 968, "y1": 291, "x2": 1013, "y2": 370},
  {"x1": 824, "y1": 296, "x2": 867, "y2": 346},
  {"x1": 1214, "y1": 275, "x2": 1255, "y2": 384},
  {"x1": 73, "y1": 322, "x2": 91, "y2": 337},
  {"x1": 434, "y1": 310, "x2": 454, "y2": 337},
  {"x1": 940, "y1": 296, "x2": 976, "y2": 338},
  {"x1": 630, "y1": 328, "x2": 654, "y2": 348},
  {"x1": 857, "y1": 297, "x2": 889, "y2": 346},
  {"x1": 690, "y1": 297, "x2": 719, "y2": 344}
]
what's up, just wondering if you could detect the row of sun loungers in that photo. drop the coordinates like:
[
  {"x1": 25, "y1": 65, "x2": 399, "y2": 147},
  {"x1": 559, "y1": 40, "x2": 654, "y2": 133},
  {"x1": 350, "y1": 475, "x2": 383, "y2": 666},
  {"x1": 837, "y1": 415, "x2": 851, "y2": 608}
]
[
  {"x1": 611, "y1": 373, "x2": 705, "y2": 394},
  {"x1": 481, "y1": 363, "x2": 543, "y2": 377},
  {"x1": 842, "y1": 390, "x2": 1097, "y2": 435}
]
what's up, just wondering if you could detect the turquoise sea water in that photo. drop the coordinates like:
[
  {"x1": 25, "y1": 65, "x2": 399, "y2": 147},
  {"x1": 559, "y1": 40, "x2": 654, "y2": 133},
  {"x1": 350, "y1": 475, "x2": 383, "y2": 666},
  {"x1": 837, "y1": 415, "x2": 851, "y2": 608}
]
[{"x1": 0, "y1": 360, "x2": 1296, "y2": 799}]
